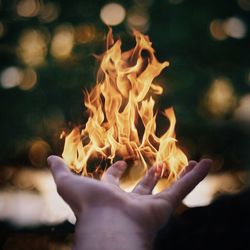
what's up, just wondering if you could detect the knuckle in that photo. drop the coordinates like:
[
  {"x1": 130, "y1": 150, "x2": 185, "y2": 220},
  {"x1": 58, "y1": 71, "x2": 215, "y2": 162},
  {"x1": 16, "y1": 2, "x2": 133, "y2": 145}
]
[{"x1": 166, "y1": 192, "x2": 179, "y2": 208}]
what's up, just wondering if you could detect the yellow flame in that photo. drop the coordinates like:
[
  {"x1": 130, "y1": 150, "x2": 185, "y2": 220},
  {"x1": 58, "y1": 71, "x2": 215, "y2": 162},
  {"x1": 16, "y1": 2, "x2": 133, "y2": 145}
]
[{"x1": 62, "y1": 29, "x2": 188, "y2": 189}]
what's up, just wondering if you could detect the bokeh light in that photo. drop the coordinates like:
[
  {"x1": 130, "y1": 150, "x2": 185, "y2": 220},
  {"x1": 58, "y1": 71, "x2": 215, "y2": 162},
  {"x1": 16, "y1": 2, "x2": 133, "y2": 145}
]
[
  {"x1": 39, "y1": 2, "x2": 60, "y2": 23},
  {"x1": 100, "y1": 3, "x2": 126, "y2": 26},
  {"x1": 17, "y1": 29, "x2": 48, "y2": 66},
  {"x1": 0, "y1": 67, "x2": 37, "y2": 90},
  {"x1": 28, "y1": 139, "x2": 51, "y2": 167},
  {"x1": 184, "y1": 171, "x2": 248, "y2": 207},
  {"x1": 19, "y1": 68, "x2": 37, "y2": 90},
  {"x1": 0, "y1": 168, "x2": 75, "y2": 226},
  {"x1": 210, "y1": 19, "x2": 228, "y2": 41},
  {"x1": 127, "y1": 8, "x2": 150, "y2": 32},
  {"x1": 234, "y1": 94, "x2": 250, "y2": 123},
  {"x1": 0, "y1": 1, "x2": 250, "y2": 245},
  {"x1": 75, "y1": 24, "x2": 96, "y2": 44},
  {"x1": 16, "y1": 0, "x2": 41, "y2": 18},
  {"x1": 50, "y1": 24, "x2": 75, "y2": 60},
  {"x1": 204, "y1": 78, "x2": 237, "y2": 117},
  {"x1": 0, "y1": 67, "x2": 23, "y2": 89},
  {"x1": 223, "y1": 17, "x2": 247, "y2": 39},
  {"x1": 237, "y1": 0, "x2": 250, "y2": 11},
  {"x1": 210, "y1": 17, "x2": 247, "y2": 40}
]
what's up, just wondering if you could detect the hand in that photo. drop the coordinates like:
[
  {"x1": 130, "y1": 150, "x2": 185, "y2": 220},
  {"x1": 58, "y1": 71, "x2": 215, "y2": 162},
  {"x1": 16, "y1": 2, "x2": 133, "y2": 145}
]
[{"x1": 47, "y1": 156, "x2": 212, "y2": 250}]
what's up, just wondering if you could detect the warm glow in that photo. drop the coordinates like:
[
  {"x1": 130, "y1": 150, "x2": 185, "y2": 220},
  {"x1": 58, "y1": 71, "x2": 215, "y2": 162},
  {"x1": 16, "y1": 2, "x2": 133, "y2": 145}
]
[
  {"x1": 100, "y1": 3, "x2": 126, "y2": 26},
  {"x1": 16, "y1": 0, "x2": 41, "y2": 17},
  {"x1": 19, "y1": 68, "x2": 37, "y2": 90},
  {"x1": 234, "y1": 94, "x2": 250, "y2": 123},
  {"x1": 204, "y1": 78, "x2": 237, "y2": 117},
  {"x1": 17, "y1": 29, "x2": 48, "y2": 66},
  {"x1": 39, "y1": 2, "x2": 60, "y2": 23},
  {"x1": 28, "y1": 139, "x2": 51, "y2": 167},
  {"x1": 62, "y1": 30, "x2": 188, "y2": 189},
  {"x1": 237, "y1": 0, "x2": 250, "y2": 11},
  {"x1": 0, "y1": 67, "x2": 37, "y2": 90},
  {"x1": 50, "y1": 24, "x2": 74, "y2": 60},
  {"x1": 127, "y1": 8, "x2": 150, "y2": 33},
  {"x1": 210, "y1": 17, "x2": 246, "y2": 41},
  {"x1": 224, "y1": 17, "x2": 247, "y2": 39},
  {"x1": 0, "y1": 167, "x2": 247, "y2": 226},
  {"x1": 184, "y1": 171, "x2": 248, "y2": 207},
  {"x1": 75, "y1": 24, "x2": 96, "y2": 44},
  {"x1": 0, "y1": 67, "x2": 23, "y2": 89},
  {"x1": 210, "y1": 19, "x2": 228, "y2": 41},
  {"x1": 0, "y1": 168, "x2": 74, "y2": 226}
]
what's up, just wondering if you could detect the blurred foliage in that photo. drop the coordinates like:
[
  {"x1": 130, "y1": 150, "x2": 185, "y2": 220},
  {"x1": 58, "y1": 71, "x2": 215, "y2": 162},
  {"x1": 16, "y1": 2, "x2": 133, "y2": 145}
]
[{"x1": 0, "y1": 0, "x2": 250, "y2": 172}]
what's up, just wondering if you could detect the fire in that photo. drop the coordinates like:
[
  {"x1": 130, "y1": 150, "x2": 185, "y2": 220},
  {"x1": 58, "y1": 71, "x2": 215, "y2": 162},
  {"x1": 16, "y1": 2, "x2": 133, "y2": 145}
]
[{"x1": 61, "y1": 29, "x2": 188, "y2": 190}]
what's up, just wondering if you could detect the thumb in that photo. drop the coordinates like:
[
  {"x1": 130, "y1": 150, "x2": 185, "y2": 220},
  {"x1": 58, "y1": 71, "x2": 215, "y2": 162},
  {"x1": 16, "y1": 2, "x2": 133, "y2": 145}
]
[
  {"x1": 47, "y1": 155, "x2": 71, "y2": 184},
  {"x1": 47, "y1": 155, "x2": 82, "y2": 215}
]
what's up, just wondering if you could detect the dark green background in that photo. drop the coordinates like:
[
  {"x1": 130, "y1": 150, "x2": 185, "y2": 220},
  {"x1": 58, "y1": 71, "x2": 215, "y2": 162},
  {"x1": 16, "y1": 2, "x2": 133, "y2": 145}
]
[{"x1": 0, "y1": 0, "x2": 250, "y2": 171}]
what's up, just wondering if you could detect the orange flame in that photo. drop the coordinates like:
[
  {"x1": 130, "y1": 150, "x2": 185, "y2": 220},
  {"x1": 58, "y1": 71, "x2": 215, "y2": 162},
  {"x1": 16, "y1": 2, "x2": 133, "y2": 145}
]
[{"x1": 61, "y1": 29, "x2": 188, "y2": 190}]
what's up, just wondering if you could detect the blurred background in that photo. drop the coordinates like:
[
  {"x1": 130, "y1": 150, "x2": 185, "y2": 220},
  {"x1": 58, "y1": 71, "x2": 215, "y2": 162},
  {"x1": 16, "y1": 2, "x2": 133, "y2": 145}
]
[{"x1": 0, "y1": 0, "x2": 250, "y2": 249}]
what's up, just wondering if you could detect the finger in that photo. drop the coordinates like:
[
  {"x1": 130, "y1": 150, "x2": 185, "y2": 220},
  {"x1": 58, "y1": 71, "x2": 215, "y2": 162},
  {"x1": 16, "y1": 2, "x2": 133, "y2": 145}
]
[
  {"x1": 132, "y1": 165, "x2": 160, "y2": 195},
  {"x1": 179, "y1": 160, "x2": 197, "y2": 178},
  {"x1": 101, "y1": 161, "x2": 127, "y2": 185},
  {"x1": 47, "y1": 155, "x2": 72, "y2": 184},
  {"x1": 47, "y1": 155, "x2": 80, "y2": 197},
  {"x1": 47, "y1": 155, "x2": 84, "y2": 214},
  {"x1": 157, "y1": 159, "x2": 212, "y2": 208}
]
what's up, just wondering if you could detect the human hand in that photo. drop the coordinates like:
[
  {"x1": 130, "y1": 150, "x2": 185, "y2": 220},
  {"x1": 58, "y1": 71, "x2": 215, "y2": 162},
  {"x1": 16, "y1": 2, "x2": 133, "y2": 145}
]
[{"x1": 47, "y1": 156, "x2": 212, "y2": 250}]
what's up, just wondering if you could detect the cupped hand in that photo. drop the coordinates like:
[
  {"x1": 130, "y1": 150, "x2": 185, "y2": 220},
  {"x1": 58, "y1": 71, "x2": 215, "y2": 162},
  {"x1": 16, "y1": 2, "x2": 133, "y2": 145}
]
[{"x1": 47, "y1": 156, "x2": 211, "y2": 233}]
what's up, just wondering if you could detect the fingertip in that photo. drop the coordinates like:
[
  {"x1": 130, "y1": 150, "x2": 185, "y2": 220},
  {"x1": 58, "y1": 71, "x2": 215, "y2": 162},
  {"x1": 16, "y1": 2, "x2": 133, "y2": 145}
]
[
  {"x1": 47, "y1": 155, "x2": 64, "y2": 167},
  {"x1": 192, "y1": 158, "x2": 213, "y2": 179},
  {"x1": 116, "y1": 160, "x2": 127, "y2": 170},
  {"x1": 201, "y1": 158, "x2": 213, "y2": 163},
  {"x1": 147, "y1": 165, "x2": 159, "y2": 179},
  {"x1": 155, "y1": 166, "x2": 163, "y2": 178},
  {"x1": 47, "y1": 155, "x2": 57, "y2": 166},
  {"x1": 179, "y1": 160, "x2": 197, "y2": 178},
  {"x1": 152, "y1": 161, "x2": 164, "y2": 172},
  {"x1": 188, "y1": 160, "x2": 197, "y2": 166},
  {"x1": 199, "y1": 158, "x2": 213, "y2": 169},
  {"x1": 47, "y1": 155, "x2": 69, "y2": 173},
  {"x1": 101, "y1": 160, "x2": 127, "y2": 184}
]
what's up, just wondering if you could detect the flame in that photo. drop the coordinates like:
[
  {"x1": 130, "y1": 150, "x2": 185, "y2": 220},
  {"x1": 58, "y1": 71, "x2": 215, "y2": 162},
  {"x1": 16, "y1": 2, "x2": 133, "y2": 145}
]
[{"x1": 61, "y1": 29, "x2": 188, "y2": 190}]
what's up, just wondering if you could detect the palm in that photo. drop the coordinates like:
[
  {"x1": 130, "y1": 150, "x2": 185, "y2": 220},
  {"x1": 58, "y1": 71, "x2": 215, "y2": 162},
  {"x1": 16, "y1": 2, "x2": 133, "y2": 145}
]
[{"x1": 48, "y1": 156, "x2": 211, "y2": 232}]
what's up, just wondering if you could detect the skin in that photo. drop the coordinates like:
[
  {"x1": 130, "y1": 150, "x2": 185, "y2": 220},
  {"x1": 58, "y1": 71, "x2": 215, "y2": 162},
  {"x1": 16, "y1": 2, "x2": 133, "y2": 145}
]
[{"x1": 47, "y1": 156, "x2": 212, "y2": 250}]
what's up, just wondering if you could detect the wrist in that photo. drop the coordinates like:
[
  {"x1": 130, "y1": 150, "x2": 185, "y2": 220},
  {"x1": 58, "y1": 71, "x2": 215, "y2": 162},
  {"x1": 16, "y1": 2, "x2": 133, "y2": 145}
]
[{"x1": 73, "y1": 206, "x2": 155, "y2": 250}]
